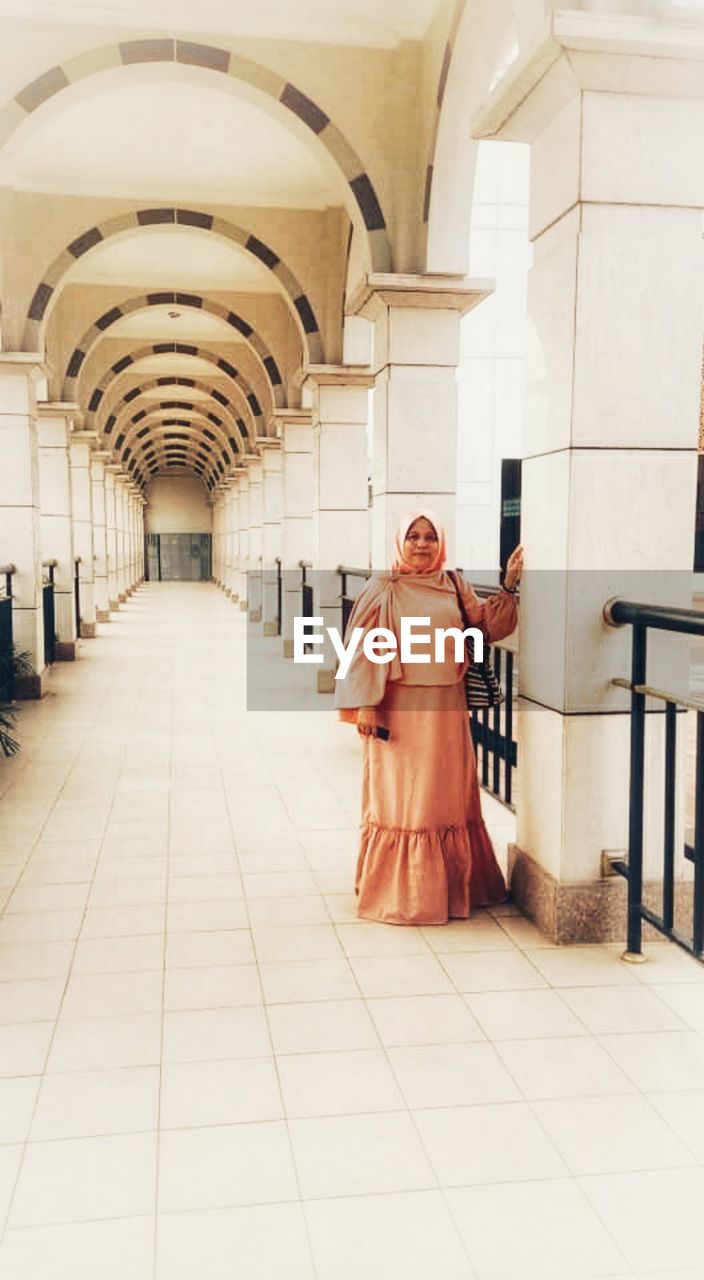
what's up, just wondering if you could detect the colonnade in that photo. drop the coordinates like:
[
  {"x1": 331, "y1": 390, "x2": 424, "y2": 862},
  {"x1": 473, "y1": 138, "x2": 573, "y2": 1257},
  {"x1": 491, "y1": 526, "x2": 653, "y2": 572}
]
[{"x1": 0, "y1": 356, "x2": 145, "y2": 692}]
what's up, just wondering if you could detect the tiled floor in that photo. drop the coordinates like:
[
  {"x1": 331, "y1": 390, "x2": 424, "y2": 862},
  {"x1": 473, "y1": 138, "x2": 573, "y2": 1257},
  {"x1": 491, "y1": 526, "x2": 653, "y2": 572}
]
[{"x1": 0, "y1": 582, "x2": 703, "y2": 1279}]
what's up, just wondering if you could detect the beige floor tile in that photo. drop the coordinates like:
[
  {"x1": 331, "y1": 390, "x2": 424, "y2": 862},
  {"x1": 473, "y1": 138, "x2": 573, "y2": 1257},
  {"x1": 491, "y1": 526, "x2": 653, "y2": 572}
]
[
  {"x1": 48, "y1": 1013, "x2": 162, "y2": 1073},
  {"x1": 388, "y1": 1042, "x2": 520, "y2": 1109},
  {"x1": 648, "y1": 981, "x2": 704, "y2": 1029},
  {"x1": 166, "y1": 928, "x2": 254, "y2": 968},
  {"x1": 496, "y1": 1036, "x2": 637, "y2": 1100},
  {"x1": 0, "y1": 909, "x2": 84, "y2": 943},
  {"x1": 465, "y1": 988, "x2": 587, "y2": 1040},
  {"x1": 62, "y1": 971, "x2": 163, "y2": 1019},
  {"x1": 415, "y1": 1101, "x2": 567, "y2": 1185},
  {"x1": 350, "y1": 955, "x2": 455, "y2": 998},
  {"x1": 268, "y1": 999, "x2": 378, "y2": 1054},
  {"x1": 93, "y1": 855, "x2": 168, "y2": 882},
  {"x1": 290, "y1": 1111, "x2": 435, "y2": 1198},
  {"x1": 367, "y1": 994, "x2": 485, "y2": 1047},
  {"x1": 447, "y1": 1180, "x2": 629, "y2": 1280},
  {"x1": 0, "y1": 1022, "x2": 53, "y2": 1075},
  {"x1": 166, "y1": 899, "x2": 249, "y2": 932},
  {"x1": 248, "y1": 895, "x2": 331, "y2": 926},
  {"x1": 253, "y1": 924, "x2": 343, "y2": 962},
  {"x1": 155, "y1": 1203, "x2": 315, "y2": 1280},
  {"x1": 41, "y1": 808, "x2": 110, "y2": 842},
  {"x1": 323, "y1": 893, "x2": 360, "y2": 923},
  {"x1": 19, "y1": 857, "x2": 96, "y2": 887},
  {"x1": 439, "y1": 950, "x2": 547, "y2": 993},
  {"x1": 422, "y1": 916, "x2": 517, "y2": 953},
  {"x1": 598, "y1": 1030, "x2": 704, "y2": 1092},
  {"x1": 167, "y1": 854, "x2": 238, "y2": 878},
  {"x1": 88, "y1": 877, "x2": 167, "y2": 908},
  {"x1": 304, "y1": 1190, "x2": 475, "y2": 1280},
  {"x1": 558, "y1": 984, "x2": 687, "y2": 1034},
  {"x1": 167, "y1": 874, "x2": 243, "y2": 903},
  {"x1": 336, "y1": 921, "x2": 430, "y2": 957},
  {"x1": 0, "y1": 978, "x2": 64, "y2": 1025},
  {"x1": 615, "y1": 942, "x2": 704, "y2": 985},
  {"x1": 0, "y1": 940, "x2": 73, "y2": 981},
  {"x1": 491, "y1": 915, "x2": 558, "y2": 949},
  {"x1": 647, "y1": 1089, "x2": 704, "y2": 1160},
  {"x1": 163, "y1": 1006, "x2": 271, "y2": 1063},
  {"x1": 164, "y1": 963, "x2": 262, "y2": 1011},
  {"x1": 260, "y1": 958, "x2": 357, "y2": 1003},
  {"x1": 242, "y1": 871, "x2": 318, "y2": 898},
  {"x1": 534, "y1": 1093, "x2": 697, "y2": 1175},
  {"x1": 158, "y1": 1120, "x2": 298, "y2": 1213},
  {"x1": 526, "y1": 946, "x2": 640, "y2": 988},
  {"x1": 9, "y1": 1132, "x2": 157, "y2": 1227},
  {"x1": 7, "y1": 883, "x2": 90, "y2": 913},
  {"x1": 160, "y1": 1057, "x2": 282, "y2": 1128},
  {"x1": 580, "y1": 1167, "x2": 704, "y2": 1272},
  {"x1": 31, "y1": 1065, "x2": 159, "y2": 1140},
  {"x1": 0, "y1": 1145, "x2": 24, "y2": 1223},
  {"x1": 0, "y1": 1215, "x2": 155, "y2": 1280},
  {"x1": 278, "y1": 1048, "x2": 404, "y2": 1118},
  {"x1": 0, "y1": 1076, "x2": 41, "y2": 1143},
  {"x1": 72, "y1": 934, "x2": 165, "y2": 975},
  {"x1": 81, "y1": 903, "x2": 166, "y2": 938}
]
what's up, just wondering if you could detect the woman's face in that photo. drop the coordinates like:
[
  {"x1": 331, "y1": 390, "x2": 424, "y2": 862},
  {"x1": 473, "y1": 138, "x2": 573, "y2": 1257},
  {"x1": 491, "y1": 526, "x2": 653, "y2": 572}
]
[{"x1": 403, "y1": 517, "x2": 439, "y2": 569}]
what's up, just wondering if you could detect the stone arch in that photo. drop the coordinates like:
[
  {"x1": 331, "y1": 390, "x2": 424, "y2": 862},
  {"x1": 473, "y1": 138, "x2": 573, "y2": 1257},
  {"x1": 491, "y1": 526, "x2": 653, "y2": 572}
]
[
  {"x1": 97, "y1": 377, "x2": 252, "y2": 448},
  {"x1": 83, "y1": 342, "x2": 266, "y2": 435},
  {"x1": 25, "y1": 208, "x2": 322, "y2": 364},
  {"x1": 4, "y1": 39, "x2": 391, "y2": 275},
  {"x1": 122, "y1": 415, "x2": 237, "y2": 487},
  {"x1": 59, "y1": 293, "x2": 285, "y2": 408}
]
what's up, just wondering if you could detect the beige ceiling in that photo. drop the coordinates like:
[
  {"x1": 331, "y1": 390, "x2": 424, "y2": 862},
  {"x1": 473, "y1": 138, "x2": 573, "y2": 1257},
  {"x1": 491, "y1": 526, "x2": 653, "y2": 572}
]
[
  {"x1": 66, "y1": 229, "x2": 278, "y2": 292},
  {"x1": 0, "y1": 0, "x2": 442, "y2": 47},
  {"x1": 106, "y1": 306, "x2": 249, "y2": 343},
  {"x1": 0, "y1": 79, "x2": 342, "y2": 206}
]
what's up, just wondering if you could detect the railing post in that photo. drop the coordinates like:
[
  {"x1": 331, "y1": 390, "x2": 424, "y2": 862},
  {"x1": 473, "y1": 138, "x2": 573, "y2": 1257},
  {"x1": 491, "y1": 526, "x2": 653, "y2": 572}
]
[
  {"x1": 0, "y1": 566, "x2": 16, "y2": 702},
  {"x1": 624, "y1": 622, "x2": 647, "y2": 962},
  {"x1": 693, "y1": 712, "x2": 704, "y2": 959}
]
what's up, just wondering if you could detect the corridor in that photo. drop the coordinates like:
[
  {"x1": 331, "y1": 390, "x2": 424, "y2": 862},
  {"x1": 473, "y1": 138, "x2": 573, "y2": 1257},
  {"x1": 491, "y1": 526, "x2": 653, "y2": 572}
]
[{"x1": 0, "y1": 585, "x2": 702, "y2": 1279}]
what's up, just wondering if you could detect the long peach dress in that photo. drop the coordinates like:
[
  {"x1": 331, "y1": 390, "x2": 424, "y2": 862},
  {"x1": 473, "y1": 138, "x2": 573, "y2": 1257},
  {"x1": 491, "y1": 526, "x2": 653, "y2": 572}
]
[{"x1": 334, "y1": 572, "x2": 517, "y2": 925}]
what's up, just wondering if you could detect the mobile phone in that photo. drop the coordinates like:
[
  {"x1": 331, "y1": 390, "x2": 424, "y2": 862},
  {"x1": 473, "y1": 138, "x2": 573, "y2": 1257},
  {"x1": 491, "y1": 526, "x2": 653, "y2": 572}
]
[{"x1": 373, "y1": 726, "x2": 390, "y2": 741}]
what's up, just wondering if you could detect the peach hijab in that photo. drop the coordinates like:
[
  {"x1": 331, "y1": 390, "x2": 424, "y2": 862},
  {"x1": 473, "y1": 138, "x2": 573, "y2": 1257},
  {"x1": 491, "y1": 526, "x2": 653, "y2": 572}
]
[{"x1": 393, "y1": 508, "x2": 448, "y2": 576}]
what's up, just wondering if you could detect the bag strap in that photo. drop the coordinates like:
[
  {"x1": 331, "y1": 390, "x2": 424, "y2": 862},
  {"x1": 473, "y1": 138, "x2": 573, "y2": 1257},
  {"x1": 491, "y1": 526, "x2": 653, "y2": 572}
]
[{"x1": 448, "y1": 570, "x2": 472, "y2": 633}]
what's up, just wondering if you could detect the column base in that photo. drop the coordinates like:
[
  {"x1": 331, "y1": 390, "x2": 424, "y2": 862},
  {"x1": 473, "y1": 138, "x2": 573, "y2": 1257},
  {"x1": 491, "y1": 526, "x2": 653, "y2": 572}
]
[
  {"x1": 80, "y1": 621, "x2": 96, "y2": 639},
  {"x1": 316, "y1": 668, "x2": 335, "y2": 695},
  {"x1": 239, "y1": 600, "x2": 248, "y2": 612},
  {"x1": 508, "y1": 844, "x2": 696, "y2": 945},
  {"x1": 118, "y1": 593, "x2": 127, "y2": 603},
  {"x1": 54, "y1": 641, "x2": 76, "y2": 662},
  {"x1": 283, "y1": 639, "x2": 294, "y2": 659},
  {"x1": 249, "y1": 608, "x2": 262, "y2": 623},
  {"x1": 109, "y1": 599, "x2": 120, "y2": 611},
  {"x1": 14, "y1": 671, "x2": 47, "y2": 700},
  {"x1": 96, "y1": 609, "x2": 110, "y2": 623},
  {"x1": 263, "y1": 621, "x2": 279, "y2": 637}
]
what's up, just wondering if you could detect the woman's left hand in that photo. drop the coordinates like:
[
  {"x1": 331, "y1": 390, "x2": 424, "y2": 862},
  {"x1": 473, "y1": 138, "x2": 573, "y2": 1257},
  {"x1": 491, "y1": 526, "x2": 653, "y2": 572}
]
[{"x1": 504, "y1": 545, "x2": 523, "y2": 591}]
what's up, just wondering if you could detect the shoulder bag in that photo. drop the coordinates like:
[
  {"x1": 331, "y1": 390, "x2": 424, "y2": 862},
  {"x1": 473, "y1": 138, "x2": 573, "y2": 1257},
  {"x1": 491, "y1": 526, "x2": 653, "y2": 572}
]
[{"x1": 448, "y1": 572, "x2": 504, "y2": 710}]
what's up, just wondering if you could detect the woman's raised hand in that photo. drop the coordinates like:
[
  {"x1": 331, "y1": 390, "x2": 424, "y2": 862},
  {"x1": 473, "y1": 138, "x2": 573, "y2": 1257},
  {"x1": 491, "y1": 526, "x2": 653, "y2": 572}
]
[
  {"x1": 356, "y1": 706, "x2": 378, "y2": 737},
  {"x1": 504, "y1": 544, "x2": 524, "y2": 591}
]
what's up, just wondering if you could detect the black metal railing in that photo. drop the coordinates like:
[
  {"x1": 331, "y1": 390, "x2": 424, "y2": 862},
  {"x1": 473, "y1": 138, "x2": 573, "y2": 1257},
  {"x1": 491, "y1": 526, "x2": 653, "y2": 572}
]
[
  {"x1": 274, "y1": 558, "x2": 282, "y2": 637},
  {"x1": 74, "y1": 557, "x2": 81, "y2": 638},
  {"x1": 335, "y1": 565, "x2": 519, "y2": 809},
  {"x1": 42, "y1": 560, "x2": 56, "y2": 668},
  {"x1": 0, "y1": 564, "x2": 16, "y2": 701},
  {"x1": 299, "y1": 561, "x2": 313, "y2": 653},
  {"x1": 604, "y1": 597, "x2": 704, "y2": 961}
]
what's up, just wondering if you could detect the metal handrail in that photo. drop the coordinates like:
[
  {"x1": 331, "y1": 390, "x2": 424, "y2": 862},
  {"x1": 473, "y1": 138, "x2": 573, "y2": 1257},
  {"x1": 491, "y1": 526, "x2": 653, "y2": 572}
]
[
  {"x1": 607, "y1": 596, "x2": 704, "y2": 961},
  {"x1": 0, "y1": 564, "x2": 17, "y2": 576}
]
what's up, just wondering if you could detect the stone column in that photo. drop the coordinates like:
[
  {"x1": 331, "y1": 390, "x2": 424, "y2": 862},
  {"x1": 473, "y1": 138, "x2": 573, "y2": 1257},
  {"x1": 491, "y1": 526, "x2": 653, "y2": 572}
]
[
  {"x1": 260, "y1": 440, "x2": 283, "y2": 636},
  {"x1": 226, "y1": 483, "x2": 239, "y2": 600},
  {"x1": 36, "y1": 403, "x2": 78, "y2": 660},
  {"x1": 247, "y1": 456, "x2": 264, "y2": 622},
  {"x1": 69, "y1": 431, "x2": 97, "y2": 638},
  {"x1": 236, "y1": 466, "x2": 250, "y2": 611},
  {"x1": 302, "y1": 368, "x2": 374, "y2": 691},
  {"x1": 136, "y1": 495, "x2": 145, "y2": 582},
  {"x1": 114, "y1": 478, "x2": 128, "y2": 602},
  {"x1": 91, "y1": 452, "x2": 110, "y2": 621},
  {"x1": 277, "y1": 410, "x2": 314, "y2": 658},
  {"x1": 472, "y1": 13, "x2": 704, "y2": 940},
  {"x1": 348, "y1": 277, "x2": 488, "y2": 567},
  {"x1": 104, "y1": 467, "x2": 119, "y2": 610}
]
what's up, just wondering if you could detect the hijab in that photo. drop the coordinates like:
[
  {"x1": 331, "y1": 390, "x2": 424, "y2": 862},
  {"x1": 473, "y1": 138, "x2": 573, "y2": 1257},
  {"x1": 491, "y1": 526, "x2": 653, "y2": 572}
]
[{"x1": 392, "y1": 509, "x2": 447, "y2": 576}]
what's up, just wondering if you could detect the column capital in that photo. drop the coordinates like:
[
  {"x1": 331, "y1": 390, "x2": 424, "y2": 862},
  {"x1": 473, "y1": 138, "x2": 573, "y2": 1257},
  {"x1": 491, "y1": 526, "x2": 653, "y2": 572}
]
[
  {"x1": 346, "y1": 275, "x2": 491, "y2": 322},
  {"x1": 36, "y1": 401, "x2": 81, "y2": 419},
  {"x1": 0, "y1": 352, "x2": 48, "y2": 374},
  {"x1": 271, "y1": 408, "x2": 313, "y2": 437},
  {"x1": 91, "y1": 450, "x2": 112, "y2": 463},
  {"x1": 256, "y1": 437, "x2": 281, "y2": 451},
  {"x1": 70, "y1": 430, "x2": 100, "y2": 447},
  {"x1": 299, "y1": 364, "x2": 375, "y2": 391},
  {"x1": 473, "y1": 10, "x2": 704, "y2": 143}
]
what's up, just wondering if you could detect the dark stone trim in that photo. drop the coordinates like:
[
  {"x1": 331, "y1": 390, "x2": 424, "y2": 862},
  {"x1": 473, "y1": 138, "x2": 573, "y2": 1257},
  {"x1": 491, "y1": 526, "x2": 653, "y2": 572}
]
[
  {"x1": 96, "y1": 306, "x2": 123, "y2": 330},
  {"x1": 137, "y1": 208, "x2": 176, "y2": 225},
  {"x1": 68, "y1": 226, "x2": 103, "y2": 258},
  {"x1": 147, "y1": 291, "x2": 175, "y2": 306},
  {"x1": 349, "y1": 173, "x2": 386, "y2": 232},
  {"x1": 120, "y1": 39, "x2": 174, "y2": 64},
  {"x1": 263, "y1": 355, "x2": 282, "y2": 386},
  {"x1": 227, "y1": 313, "x2": 252, "y2": 337},
  {"x1": 245, "y1": 235, "x2": 279, "y2": 271},
  {"x1": 247, "y1": 393, "x2": 262, "y2": 416},
  {"x1": 280, "y1": 83, "x2": 329, "y2": 135},
  {"x1": 217, "y1": 359, "x2": 238, "y2": 379},
  {"x1": 16, "y1": 65, "x2": 69, "y2": 113},
  {"x1": 28, "y1": 282, "x2": 53, "y2": 322},
  {"x1": 88, "y1": 390, "x2": 103, "y2": 412},
  {"x1": 66, "y1": 349, "x2": 85, "y2": 379},
  {"x1": 437, "y1": 42, "x2": 452, "y2": 107},
  {"x1": 294, "y1": 294, "x2": 319, "y2": 335},
  {"x1": 175, "y1": 293, "x2": 202, "y2": 308},
  {"x1": 176, "y1": 41, "x2": 230, "y2": 73},
  {"x1": 423, "y1": 163, "x2": 433, "y2": 224},
  {"x1": 176, "y1": 208, "x2": 213, "y2": 230},
  {"x1": 112, "y1": 355, "x2": 133, "y2": 374}
]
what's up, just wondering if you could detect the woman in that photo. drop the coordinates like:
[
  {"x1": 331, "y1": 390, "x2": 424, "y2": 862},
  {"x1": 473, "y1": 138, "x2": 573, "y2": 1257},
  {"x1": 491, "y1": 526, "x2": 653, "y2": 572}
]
[{"x1": 334, "y1": 510, "x2": 522, "y2": 926}]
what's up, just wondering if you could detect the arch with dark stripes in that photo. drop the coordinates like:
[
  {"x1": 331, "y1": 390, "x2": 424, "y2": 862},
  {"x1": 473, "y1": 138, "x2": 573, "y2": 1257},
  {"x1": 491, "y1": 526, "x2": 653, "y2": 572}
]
[{"x1": 4, "y1": 40, "x2": 391, "y2": 277}]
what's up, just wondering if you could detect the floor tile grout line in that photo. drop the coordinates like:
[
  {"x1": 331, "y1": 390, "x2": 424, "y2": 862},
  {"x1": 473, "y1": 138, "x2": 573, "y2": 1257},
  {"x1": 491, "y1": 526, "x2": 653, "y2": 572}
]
[
  {"x1": 150, "y1": 663, "x2": 174, "y2": 1280},
  {"x1": 0, "y1": 644, "x2": 132, "y2": 1248}
]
